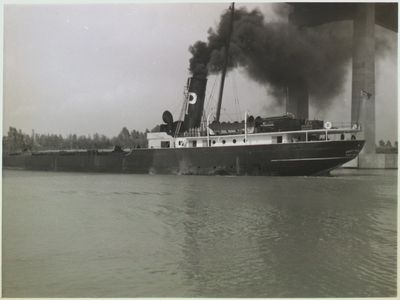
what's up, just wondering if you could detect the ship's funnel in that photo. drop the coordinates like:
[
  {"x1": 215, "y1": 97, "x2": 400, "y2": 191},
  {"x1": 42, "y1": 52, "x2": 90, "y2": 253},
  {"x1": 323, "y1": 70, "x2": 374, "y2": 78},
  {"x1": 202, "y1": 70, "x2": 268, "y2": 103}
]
[{"x1": 183, "y1": 76, "x2": 208, "y2": 129}]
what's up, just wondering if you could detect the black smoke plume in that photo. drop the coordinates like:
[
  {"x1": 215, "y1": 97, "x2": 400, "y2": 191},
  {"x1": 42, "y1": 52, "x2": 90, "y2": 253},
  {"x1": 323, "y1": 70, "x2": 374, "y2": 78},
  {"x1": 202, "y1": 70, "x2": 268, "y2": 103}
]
[{"x1": 189, "y1": 5, "x2": 355, "y2": 106}]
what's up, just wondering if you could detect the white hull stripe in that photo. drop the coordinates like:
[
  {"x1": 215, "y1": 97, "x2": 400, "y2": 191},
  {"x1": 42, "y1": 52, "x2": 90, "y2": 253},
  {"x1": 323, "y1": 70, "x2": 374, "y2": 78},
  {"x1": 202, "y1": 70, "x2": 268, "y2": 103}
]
[{"x1": 271, "y1": 156, "x2": 349, "y2": 162}]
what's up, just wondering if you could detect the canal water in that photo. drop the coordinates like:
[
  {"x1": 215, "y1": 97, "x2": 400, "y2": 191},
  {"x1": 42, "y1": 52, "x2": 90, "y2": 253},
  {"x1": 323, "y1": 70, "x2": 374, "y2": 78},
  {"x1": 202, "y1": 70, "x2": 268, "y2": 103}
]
[{"x1": 2, "y1": 169, "x2": 397, "y2": 297}]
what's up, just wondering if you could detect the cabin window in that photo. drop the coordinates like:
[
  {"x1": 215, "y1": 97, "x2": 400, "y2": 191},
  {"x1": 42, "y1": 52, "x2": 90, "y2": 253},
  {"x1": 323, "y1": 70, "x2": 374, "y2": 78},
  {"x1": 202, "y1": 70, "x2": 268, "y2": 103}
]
[
  {"x1": 161, "y1": 141, "x2": 170, "y2": 148},
  {"x1": 222, "y1": 140, "x2": 226, "y2": 144},
  {"x1": 233, "y1": 139, "x2": 236, "y2": 144},
  {"x1": 192, "y1": 141, "x2": 197, "y2": 147},
  {"x1": 178, "y1": 141, "x2": 182, "y2": 146},
  {"x1": 277, "y1": 136, "x2": 283, "y2": 143},
  {"x1": 212, "y1": 140, "x2": 216, "y2": 145}
]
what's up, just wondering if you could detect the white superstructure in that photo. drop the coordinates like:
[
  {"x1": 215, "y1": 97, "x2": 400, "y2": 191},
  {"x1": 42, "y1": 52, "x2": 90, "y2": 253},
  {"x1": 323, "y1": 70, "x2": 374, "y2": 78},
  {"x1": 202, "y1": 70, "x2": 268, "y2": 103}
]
[{"x1": 147, "y1": 124, "x2": 362, "y2": 149}]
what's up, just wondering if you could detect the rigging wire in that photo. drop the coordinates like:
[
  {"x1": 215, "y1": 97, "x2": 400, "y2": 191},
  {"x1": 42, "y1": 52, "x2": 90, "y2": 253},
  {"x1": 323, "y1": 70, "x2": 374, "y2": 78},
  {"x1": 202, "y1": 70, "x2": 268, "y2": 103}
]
[
  {"x1": 170, "y1": 92, "x2": 183, "y2": 120},
  {"x1": 204, "y1": 71, "x2": 245, "y2": 123},
  {"x1": 202, "y1": 75, "x2": 218, "y2": 122},
  {"x1": 232, "y1": 70, "x2": 243, "y2": 121},
  {"x1": 205, "y1": 75, "x2": 218, "y2": 113},
  {"x1": 174, "y1": 84, "x2": 190, "y2": 137}
]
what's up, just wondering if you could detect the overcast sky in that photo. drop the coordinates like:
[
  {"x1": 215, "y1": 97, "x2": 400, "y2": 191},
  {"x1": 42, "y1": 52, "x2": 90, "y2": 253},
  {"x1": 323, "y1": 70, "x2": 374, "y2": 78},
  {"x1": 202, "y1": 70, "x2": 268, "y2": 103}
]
[{"x1": 3, "y1": 3, "x2": 398, "y2": 142}]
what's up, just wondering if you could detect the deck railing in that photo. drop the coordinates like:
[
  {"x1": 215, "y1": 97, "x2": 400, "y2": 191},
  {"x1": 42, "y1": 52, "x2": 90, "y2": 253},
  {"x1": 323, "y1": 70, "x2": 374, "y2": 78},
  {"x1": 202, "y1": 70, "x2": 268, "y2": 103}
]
[
  {"x1": 330, "y1": 122, "x2": 361, "y2": 130},
  {"x1": 174, "y1": 122, "x2": 362, "y2": 138}
]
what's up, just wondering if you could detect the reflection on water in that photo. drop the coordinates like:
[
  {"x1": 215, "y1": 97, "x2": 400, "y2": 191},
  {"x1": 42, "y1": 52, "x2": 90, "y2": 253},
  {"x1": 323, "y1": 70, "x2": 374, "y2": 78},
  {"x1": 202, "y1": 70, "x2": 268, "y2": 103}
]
[{"x1": 2, "y1": 169, "x2": 397, "y2": 297}]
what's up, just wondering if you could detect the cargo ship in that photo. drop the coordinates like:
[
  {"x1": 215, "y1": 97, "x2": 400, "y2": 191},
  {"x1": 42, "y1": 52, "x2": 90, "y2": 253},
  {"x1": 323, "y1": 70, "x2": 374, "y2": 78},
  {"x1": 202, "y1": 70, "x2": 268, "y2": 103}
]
[
  {"x1": 3, "y1": 109, "x2": 365, "y2": 176},
  {"x1": 3, "y1": 3, "x2": 365, "y2": 176},
  {"x1": 3, "y1": 74, "x2": 365, "y2": 176}
]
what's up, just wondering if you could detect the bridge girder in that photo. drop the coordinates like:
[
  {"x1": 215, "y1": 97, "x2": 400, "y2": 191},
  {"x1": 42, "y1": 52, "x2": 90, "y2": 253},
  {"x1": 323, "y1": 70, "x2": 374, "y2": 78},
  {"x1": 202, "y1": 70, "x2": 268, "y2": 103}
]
[{"x1": 288, "y1": 3, "x2": 398, "y2": 32}]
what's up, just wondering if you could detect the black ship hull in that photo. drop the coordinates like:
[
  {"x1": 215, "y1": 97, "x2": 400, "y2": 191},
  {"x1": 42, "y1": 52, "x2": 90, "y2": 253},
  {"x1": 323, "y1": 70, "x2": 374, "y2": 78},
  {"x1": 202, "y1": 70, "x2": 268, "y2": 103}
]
[{"x1": 3, "y1": 140, "x2": 364, "y2": 176}]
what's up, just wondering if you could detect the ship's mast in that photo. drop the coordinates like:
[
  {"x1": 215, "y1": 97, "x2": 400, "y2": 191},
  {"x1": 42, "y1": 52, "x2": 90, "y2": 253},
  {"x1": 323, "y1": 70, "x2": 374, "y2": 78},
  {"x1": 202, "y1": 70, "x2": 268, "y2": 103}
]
[{"x1": 215, "y1": 2, "x2": 235, "y2": 123}]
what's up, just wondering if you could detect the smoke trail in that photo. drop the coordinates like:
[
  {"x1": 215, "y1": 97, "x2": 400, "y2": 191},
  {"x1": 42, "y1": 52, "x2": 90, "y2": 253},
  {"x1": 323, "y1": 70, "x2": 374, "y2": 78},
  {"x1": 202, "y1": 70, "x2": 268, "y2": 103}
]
[
  {"x1": 188, "y1": 41, "x2": 211, "y2": 79},
  {"x1": 189, "y1": 5, "x2": 354, "y2": 106}
]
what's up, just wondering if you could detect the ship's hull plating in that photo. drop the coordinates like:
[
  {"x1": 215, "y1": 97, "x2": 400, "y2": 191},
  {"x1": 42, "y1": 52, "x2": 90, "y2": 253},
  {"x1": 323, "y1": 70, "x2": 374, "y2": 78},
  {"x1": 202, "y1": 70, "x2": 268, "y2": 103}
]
[{"x1": 3, "y1": 140, "x2": 364, "y2": 176}]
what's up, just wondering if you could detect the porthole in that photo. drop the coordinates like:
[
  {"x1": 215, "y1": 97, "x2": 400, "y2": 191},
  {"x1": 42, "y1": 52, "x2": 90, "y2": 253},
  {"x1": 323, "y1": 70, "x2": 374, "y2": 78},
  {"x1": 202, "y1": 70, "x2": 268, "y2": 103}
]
[
  {"x1": 243, "y1": 139, "x2": 246, "y2": 143},
  {"x1": 233, "y1": 139, "x2": 236, "y2": 144},
  {"x1": 212, "y1": 140, "x2": 216, "y2": 144},
  {"x1": 222, "y1": 140, "x2": 226, "y2": 144}
]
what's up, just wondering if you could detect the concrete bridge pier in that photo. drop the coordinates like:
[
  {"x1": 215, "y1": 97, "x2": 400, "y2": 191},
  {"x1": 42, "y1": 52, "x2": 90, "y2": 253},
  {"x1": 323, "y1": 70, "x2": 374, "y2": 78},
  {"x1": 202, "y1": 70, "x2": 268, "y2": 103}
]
[
  {"x1": 288, "y1": 3, "x2": 397, "y2": 169},
  {"x1": 351, "y1": 3, "x2": 381, "y2": 168},
  {"x1": 351, "y1": 3, "x2": 376, "y2": 155}
]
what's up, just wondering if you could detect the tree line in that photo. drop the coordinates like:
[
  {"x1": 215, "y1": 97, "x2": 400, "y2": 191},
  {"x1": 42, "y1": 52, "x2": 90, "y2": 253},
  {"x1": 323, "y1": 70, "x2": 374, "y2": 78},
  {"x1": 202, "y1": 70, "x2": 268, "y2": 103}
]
[
  {"x1": 376, "y1": 140, "x2": 398, "y2": 154},
  {"x1": 3, "y1": 126, "x2": 398, "y2": 154},
  {"x1": 3, "y1": 126, "x2": 152, "y2": 153}
]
